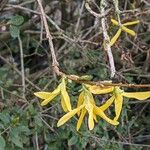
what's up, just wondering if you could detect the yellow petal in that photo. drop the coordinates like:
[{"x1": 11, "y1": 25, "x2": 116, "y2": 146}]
[
  {"x1": 40, "y1": 87, "x2": 60, "y2": 106},
  {"x1": 110, "y1": 28, "x2": 122, "y2": 46},
  {"x1": 122, "y1": 91, "x2": 150, "y2": 100},
  {"x1": 85, "y1": 96, "x2": 93, "y2": 112},
  {"x1": 88, "y1": 107, "x2": 94, "y2": 130},
  {"x1": 41, "y1": 98, "x2": 51, "y2": 106},
  {"x1": 88, "y1": 85, "x2": 114, "y2": 95},
  {"x1": 123, "y1": 20, "x2": 139, "y2": 26},
  {"x1": 93, "y1": 113, "x2": 98, "y2": 123},
  {"x1": 99, "y1": 95, "x2": 115, "y2": 111},
  {"x1": 94, "y1": 106, "x2": 119, "y2": 125},
  {"x1": 76, "y1": 108, "x2": 87, "y2": 131},
  {"x1": 61, "y1": 96, "x2": 68, "y2": 112},
  {"x1": 84, "y1": 99, "x2": 94, "y2": 130},
  {"x1": 61, "y1": 79, "x2": 72, "y2": 111},
  {"x1": 77, "y1": 92, "x2": 84, "y2": 107},
  {"x1": 121, "y1": 26, "x2": 136, "y2": 36},
  {"x1": 87, "y1": 90, "x2": 95, "y2": 105},
  {"x1": 111, "y1": 19, "x2": 119, "y2": 26},
  {"x1": 34, "y1": 92, "x2": 52, "y2": 99},
  {"x1": 77, "y1": 92, "x2": 84, "y2": 116},
  {"x1": 61, "y1": 89, "x2": 72, "y2": 111},
  {"x1": 114, "y1": 94, "x2": 123, "y2": 121},
  {"x1": 57, "y1": 105, "x2": 85, "y2": 127}
]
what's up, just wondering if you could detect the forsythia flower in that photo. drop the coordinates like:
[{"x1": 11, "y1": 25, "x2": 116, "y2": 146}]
[
  {"x1": 88, "y1": 85, "x2": 150, "y2": 121},
  {"x1": 110, "y1": 18, "x2": 139, "y2": 46},
  {"x1": 86, "y1": 84, "x2": 114, "y2": 94},
  {"x1": 57, "y1": 86, "x2": 119, "y2": 131},
  {"x1": 34, "y1": 77, "x2": 72, "y2": 112}
]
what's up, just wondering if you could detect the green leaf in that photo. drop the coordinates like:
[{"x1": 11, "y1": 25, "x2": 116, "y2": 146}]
[
  {"x1": 79, "y1": 75, "x2": 93, "y2": 81},
  {"x1": 34, "y1": 116, "x2": 43, "y2": 127},
  {"x1": 80, "y1": 137, "x2": 88, "y2": 149},
  {"x1": 10, "y1": 25, "x2": 20, "y2": 38},
  {"x1": 0, "y1": 113, "x2": 10, "y2": 125},
  {"x1": 10, "y1": 15, "x2": 24, "y2": 26},
  {"x1": 10, "y1": 128, "x2": 23, "y2": 148},
  {"x1": 11, "y1": 136, "x2": 23, "y2": 148},
  {"x1": 68, "y1": 136, "x2": 78, "y2": 146},
  {"x1": 0, "y1": 135, "x2": 6, "y2": 150}
]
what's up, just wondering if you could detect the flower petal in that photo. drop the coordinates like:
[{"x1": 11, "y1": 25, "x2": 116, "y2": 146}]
[
  {"x1": 93, "y1": 113, "x2": 98, "y2": 123},
  {"x1": 39, "y1": 87, "x2": 60, "y2": 106},
  {"x1": 77, "y1": 91, "x2": 84, "y2": 116},
  {"x1": 57, "y1": 105, "x2": 85, "y2": 127},
  {"x1": 114, "y1": 94, "x2": 123, "y2": 121},
  {"x1": 111, "y1": 19, "x2": 119, "y2": 26},
  {"x1": 34, "y1": 92, "x2": 52, "y2": 99},
  {"x1": 121, "y1": 26, "x2": 136, "y2": 36},
  {"x1": 122, "y1": 91, "x2": 150, "y2": 100},
  {"x1": 87, "y1": 85, "x2": 114, "y2": 95},
  {"x1": 76, "y1": 108, "x2": 87, "y2": 131},
  {"x1": 61, "y1": 79, "x2": 72, "y2": 111},
  {"x1": 85, "y1": 98, "x2": 94, "y2": 130},
  {"x1": 99, "y1": 95, "x2": 115, "y2": 111},
  {"x1": 110, "y1": 28, "x2": 122, "y2": 46},
  {"x1": 85, "y1": 96, "x2": 93, "y2": 112},
  {"x1": 61, "y1": 89, "x2": 72, "y2": 111},
  {"x1": 94, "y1": 106, "x2": 119, "y2": 125},
  {"x1": 123, "y1": 20, "x2": 139, "y2": 26},
  {"x1": 61, "y1": 96, "x2": 68, "y2": 112},
  {"x1": 88, "y1": 107, "x2": 94, "y2": 130}
]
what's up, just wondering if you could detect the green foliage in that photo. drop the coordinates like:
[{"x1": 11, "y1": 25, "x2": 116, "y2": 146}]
[
  {"x1": 9, "y1": 25, "x2": 20, "y2": 38},
  {"x1": 0, "y1": 135, "x2": 6, "y2": 150},
  {"x1": 9, "y1": 15, "x2": 24, "y2": 38},
  {"x1": 10, "y1": 15, "x2": 24, "y2": 26}
]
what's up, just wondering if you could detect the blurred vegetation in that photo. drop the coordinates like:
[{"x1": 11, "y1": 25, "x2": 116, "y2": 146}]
[{"x1": 0, "y1": 0, "x2": 150, "y2": 149}]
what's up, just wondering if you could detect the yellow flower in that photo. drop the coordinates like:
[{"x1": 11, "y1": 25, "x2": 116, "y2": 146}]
[
  {"x1": 93, "y1": 86, "x2": 150, "y2": 121},
  {"x1": 86, "y1": 84, "x2": 114, "y2": 94},
  {"x1": 57, "y1": 87, "x2": 119, "y2": 131},
  {"x1": 34, "y1": 78, "x2": 72, "y2": 112},
  {"x1": 110, "y1": 19, "x2": 139, "y2": 46}
]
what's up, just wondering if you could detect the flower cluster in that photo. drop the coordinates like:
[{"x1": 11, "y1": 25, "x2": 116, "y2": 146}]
[
  {"x1": 57, "y1": 85, "x2": 119, "y2": 131},
  {"x1": 110, "y1": 18, "x2": 139, "y2": 46},
  {"x1": 34, "y1": 77, "x2": 71, "y2": 112},
  {"x1": 34, "y1": 77, "x2": 150, "y2": 131}
]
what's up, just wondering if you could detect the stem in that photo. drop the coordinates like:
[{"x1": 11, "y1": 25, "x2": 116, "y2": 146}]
[
  {"x1": 36, "y1": 0, "x2": 59, "y2": 67},
  {"x1": 113, "y1": 0, "x2": 121, "y2": 25},
  {"x1": 100, "y1": 0, "x2": 116, "y2": 78},
  {"x1": 18, "y1": 35, "x2": 25, "y2": 98},
  {"x1": 52, "y1": 71, "x2": 150, "y2": 88}
]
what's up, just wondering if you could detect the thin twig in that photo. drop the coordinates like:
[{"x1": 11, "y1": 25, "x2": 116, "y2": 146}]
[
  {"x1": 85, "y1": 1, "x2": 111, "y2": 19},
  {"x1": 40, "y1": 15, "x2": 44, "y2": 42},
  {"x1": 75, "y1": 1, "x2": 85, "y2": 33},
  {"x1": 49, "y1": 70, "x2": 150, "y2": 88},
  {"x1": 6, "y1": 4, "x2": 62, "y2": 32},
  {"x1": 36, "y1": 0, "x2": 59, "y2": 67},
  {"x1": 40, "y1": 116, "x2": 55, "y2": 132},
  {"x1": 91, "y1": 134, "x2": 150, "y2": 148},
  {"x1": 0, "y1": 87, "x2": 4, "y2": 99},
  {"x1": 100, "y1": 0, "x2": 116, "y2": 77},
  {"x1": 0, "y1": 126, "x2": 10, "y2": 135},
  {"x1": 113, "y1": 0, "x2": 121, "y2": 25},
  {"x1": 35, "y1": 132, "x2": 40, "y2": 150},
  {"x1": 0, "y1": 85, "x2": 27, "y2": 101},
  {"x1": 18, "y1": 35, "x2": 26, "y2": 98},
  {"x1": 0, "y1": 55, "x2": 41, "y2": 90}
]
